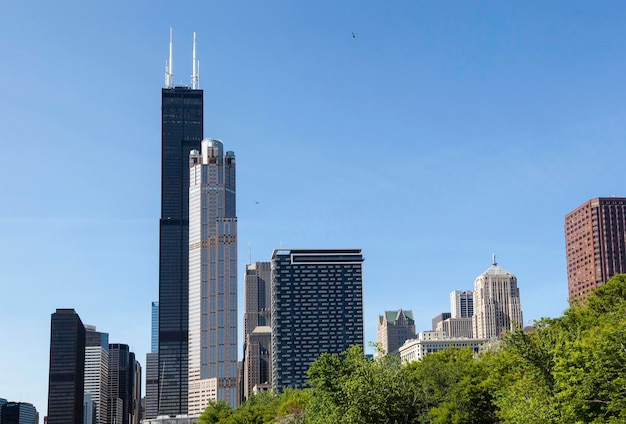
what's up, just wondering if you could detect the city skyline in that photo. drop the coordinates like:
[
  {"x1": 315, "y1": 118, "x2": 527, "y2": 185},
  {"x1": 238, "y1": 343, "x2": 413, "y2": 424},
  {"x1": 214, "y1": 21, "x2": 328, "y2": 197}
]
[{"x1": 2, "y1": 1, "x2": 626, "y2": 415}]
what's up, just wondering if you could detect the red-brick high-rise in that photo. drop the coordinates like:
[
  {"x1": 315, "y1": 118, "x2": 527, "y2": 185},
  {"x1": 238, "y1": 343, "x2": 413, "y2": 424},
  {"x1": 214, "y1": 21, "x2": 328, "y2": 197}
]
[{"x1": 565, "y1": 197, "x2": 626, "y2": 300}]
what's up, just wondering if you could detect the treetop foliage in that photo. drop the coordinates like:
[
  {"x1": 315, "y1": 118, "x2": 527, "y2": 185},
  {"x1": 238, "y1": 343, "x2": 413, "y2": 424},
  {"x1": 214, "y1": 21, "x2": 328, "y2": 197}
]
[{"x1": 199, "y1": 274, "x2": 626, "y2": 423}]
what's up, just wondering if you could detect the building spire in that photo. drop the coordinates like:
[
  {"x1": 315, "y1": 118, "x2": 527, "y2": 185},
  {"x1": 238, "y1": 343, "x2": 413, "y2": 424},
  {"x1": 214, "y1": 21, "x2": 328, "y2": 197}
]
[
  {"x1": 191, "y1": 32, "x2": 199, "y2": 89},
  {"x1": 492, "y1": 253, "x2": 497, "y2": 266},
  {"x1": 165, "y1": 27, "x2": 174, "y2": 88}
]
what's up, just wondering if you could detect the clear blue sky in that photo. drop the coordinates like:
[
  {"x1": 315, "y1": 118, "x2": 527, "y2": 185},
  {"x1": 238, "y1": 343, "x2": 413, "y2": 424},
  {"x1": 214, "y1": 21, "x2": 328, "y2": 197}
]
[{"x1": 2, "y1": 0, "x2": 626, "y2": 416}]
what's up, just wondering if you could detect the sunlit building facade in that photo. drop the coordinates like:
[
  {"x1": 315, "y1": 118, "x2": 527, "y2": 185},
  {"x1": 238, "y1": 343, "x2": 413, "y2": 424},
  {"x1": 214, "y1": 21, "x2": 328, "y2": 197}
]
[
  {"x1": 188, "y1": 139, "x2": 238, "y2": 413},
  {"x1": 473, "y1": 257, "x2": 523, "y2": 339},
  {"x1": 565, "y1": 197, "x2": 626, "y2": 300}
]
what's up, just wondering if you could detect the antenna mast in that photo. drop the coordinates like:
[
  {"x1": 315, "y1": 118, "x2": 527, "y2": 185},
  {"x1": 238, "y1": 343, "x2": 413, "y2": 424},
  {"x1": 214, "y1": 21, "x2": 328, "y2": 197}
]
[
  {"x1": 165, "y1": 27, "x2": 174, "y2": 88},
  {"x1": 191, "y1": 32, "x2": 199, "y2": 89}
]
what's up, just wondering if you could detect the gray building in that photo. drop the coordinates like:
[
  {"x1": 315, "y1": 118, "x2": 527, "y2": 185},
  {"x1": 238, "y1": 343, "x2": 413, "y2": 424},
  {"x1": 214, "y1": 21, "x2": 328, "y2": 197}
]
[
  {"x1": 84, "y1": 326, "x2": 108, "y2": 424},
  {"x1": 431, "y1": 312, "x2": 451, "y2": 331},
  {"x1": 188, "y1": 139, "x2": 238, "y2": 413},
  {"x1": 450, "y1": 290, "x2": 473, "y2": 319},
  {"x1": 242, "y1": 262, "x2": 272, "y2": 401},
  {"x1": 271, "y1": 249, "x2": 364, "y2": 390},
  {"x1": 377, "y1": 309, "x2": 416, "y2": 356},
  {"x1": 145, "y1": 301, "x2": 159, "y2": 420}
]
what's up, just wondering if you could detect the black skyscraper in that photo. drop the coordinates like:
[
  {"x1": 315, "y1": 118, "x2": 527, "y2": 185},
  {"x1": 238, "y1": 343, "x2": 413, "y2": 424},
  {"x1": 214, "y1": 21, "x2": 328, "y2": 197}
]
[
  {"x1": 47, "y1": 308, "x2": 86, "y2": 424},
  {"x1": 158, "y1": 85, "x2": 203, "y2": 415}
]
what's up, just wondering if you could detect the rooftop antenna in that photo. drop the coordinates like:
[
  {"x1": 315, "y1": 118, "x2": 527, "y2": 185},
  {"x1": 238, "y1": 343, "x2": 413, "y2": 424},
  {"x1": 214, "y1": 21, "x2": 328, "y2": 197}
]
[
  {"x1": 492, "y1": 253, "x2": 497, "y2": 266},
  {"x1": 191, "y1": 32, "x2": 199, "y2": 89},
  {"x1": 165, "y1": 27, "x2": 174, "y2": 88}
]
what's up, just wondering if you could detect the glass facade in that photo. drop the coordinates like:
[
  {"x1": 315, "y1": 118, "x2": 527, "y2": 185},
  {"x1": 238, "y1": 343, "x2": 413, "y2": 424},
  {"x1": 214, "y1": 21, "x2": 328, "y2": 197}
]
[
  {"x1": 159, "y1": 86, "x2": 204, "y2": 416},
  {"x1": 1, "y1": 402, "x2": 38, "y2": 424},
  {"x1": 47, "y1": 309, "x2": 86, "y2": 424},
  {"x1": 271, "y1": 249, "x2": 364, "y2": 390}
]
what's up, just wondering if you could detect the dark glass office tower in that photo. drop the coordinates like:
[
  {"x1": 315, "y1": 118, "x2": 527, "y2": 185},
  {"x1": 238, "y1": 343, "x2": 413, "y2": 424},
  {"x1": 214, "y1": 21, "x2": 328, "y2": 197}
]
[
  {"x1": 1, "y1": 401, "x2": 38, "y2": 424},
  {"x1": 47, "y1": 308, "x2": 86, "y2": 424},
  {"x1": 159, "y1": 86, "x2": 203, "y2": 415},
  {"x1": 271, "y1": 249, "x2": 364, "y2": 390}
]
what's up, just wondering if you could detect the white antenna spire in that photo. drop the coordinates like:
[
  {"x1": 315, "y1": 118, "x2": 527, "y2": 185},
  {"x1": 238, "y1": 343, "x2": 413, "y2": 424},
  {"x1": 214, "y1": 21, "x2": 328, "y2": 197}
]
[
  {"x1": 191, "y1": 32, "x2": 199, "y2": 89},
  {"x1": 165, "y1": 27, "x2": 174, "y2": 88}
]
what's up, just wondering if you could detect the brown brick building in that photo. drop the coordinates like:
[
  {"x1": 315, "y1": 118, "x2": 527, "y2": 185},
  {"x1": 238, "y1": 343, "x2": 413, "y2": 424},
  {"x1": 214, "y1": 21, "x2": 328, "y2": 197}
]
[{"x1": 565, "y1": 197, "x2": 626, "y2": 300}]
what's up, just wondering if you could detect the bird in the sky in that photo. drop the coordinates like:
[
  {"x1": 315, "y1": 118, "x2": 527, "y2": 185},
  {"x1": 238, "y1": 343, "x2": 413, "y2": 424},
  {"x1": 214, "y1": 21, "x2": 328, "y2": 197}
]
[{"x1": 352, "y1": 32, "x2": 357, "y2": 38}]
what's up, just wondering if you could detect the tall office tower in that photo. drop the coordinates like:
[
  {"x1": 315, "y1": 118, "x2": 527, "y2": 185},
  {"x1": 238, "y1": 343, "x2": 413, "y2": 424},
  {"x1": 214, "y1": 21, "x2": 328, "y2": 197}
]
[
  {"x1": 242, "y1": 262, "x2": 272, "y2": 401},
  {"x1": 47, "y1": 308, "x2": 86, "y2": 424},
  {"x1": 565, "y1": 197, "x2": 626, "y2": 300},
  {"x1": 473, "y1": 256, "x2": 523, "y2": 339},
  {"x1": 450, "y1": 290, "x2": 473, "y2": 318},
  {"x1": 84, "y1": 326, "x2": 109, "y2": 424},
  {"x1": 243, "y1": 327, "x2": 272, "y2": 400},
  {"x1": 131, "y1": 359, "x2": 141, "y2": 424},
  {"x1": 376, "y1": 309, "x2": 416, "y2": 356},
  {"x1": 187, "y1": 139, "x2": 238, "y2": 413},
  {"x1": 243, "y1": 262, "x2": 272, "y2": 345},
  {"x1": 83, "y1": 394, "x2": 96, "y2": 424},
  {"x1": 1, "y1": 402, "x2": 38, "y2": 424},
  {"x1": 431, "y1": 312, "x2": 451, "y2": 331},
  {"x1": 158, "y1": 29, "x2": 204, "y2": 416},
  {"x1": 108, "y1": 344, "x2": 140, "y2": 424},
  {"x1": 145, "y1": 302, "x2": 159, "y2": 420},
  {"x1": 151, "y1": 302, "x2": 159, "y2": 352},
  {"x1": 271, "y1": 249, "x2": 364, "y2": 390}
]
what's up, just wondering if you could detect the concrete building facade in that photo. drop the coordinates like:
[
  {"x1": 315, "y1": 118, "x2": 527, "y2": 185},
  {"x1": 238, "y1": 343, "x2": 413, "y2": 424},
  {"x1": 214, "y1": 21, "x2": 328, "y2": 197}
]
[
  {"x1": 188, "y1": 139, "x2": 238, "y2": 413},
  {"x1": 398, "y1": 331, "x2": 487, "y2": 363},
  {"x1": 472, "y1": 257, "x2": 523, "y2": 339}
]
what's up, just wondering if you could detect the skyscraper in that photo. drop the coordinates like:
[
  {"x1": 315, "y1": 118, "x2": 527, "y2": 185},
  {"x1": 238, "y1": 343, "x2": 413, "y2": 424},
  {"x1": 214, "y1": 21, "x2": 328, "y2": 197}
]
[
  {"x1": 84, "y1": 325, "x2": 109, "y2": 424},
  {"x1": 47, "y1": 308, "x2": 86, "y2": 424},
  {"x1": 473, "y1": 256, "x2": 523, "y2": 339},
  {"x1": 271, "y1": 249, "x2": 364, "y2": 390},
  {"x1": 188, "y1": 139, "x2": 238, "y2": 413},
  {"x1": 450, "y1": 290, "x2": 473, "y2": 318},
  {"x1": 145, "y1": 302, "x2": 159, "y2": 420},
  {"x1": 1, "y1": 402, "x2": 38, "y2": 424},
  {"x1": 565, "y1": 197, "x2": 626, "y2": 300},
  {"x1": 376, "y1": 309, "x2": 416, "y2": 356},
  {"x1": 242, "y1": 262, "x2": 272, "y2": 401},
  {"x1": 108, "y1": 344, "x2": 140, "y2": 424},
  {"x1": 158, "y1": 30, "x2": 204, "y2": 416}
]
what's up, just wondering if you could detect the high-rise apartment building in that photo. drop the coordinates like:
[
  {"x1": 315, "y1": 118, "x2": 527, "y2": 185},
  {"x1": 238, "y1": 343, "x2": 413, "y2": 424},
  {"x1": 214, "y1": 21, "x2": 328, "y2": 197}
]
[
  {"x1": 1, "y1": 401, "x2": 38, "y2": 424},
  {"x1": 158, "y1": 30, "x2": 204, "y2": 416},
  {"x1": 47, "y1": 308, "x2": 86, "y2": 424},
  {"x1": 271, "y1": 249, "x2": 364, "y2": 390},
  {"x1": 242, "y1": 262, "x2": 272, "y2": 401},
  {"x1": 473, "y1": 257, "x2": 523, "y2": 339},
  {"x1": 188, "y1": 139, "x2": 238, "y2": 413},
  {"x1": 84, "y1": 326, "x2": 109, "y2": 424},
  {"x1": 565, "y1": 197, "x2": 626, "y2": 300},
  {"x1": 145, "y1": 301, "x2": 159, "y2": 420},
  {"x1": 450, "y1": 290, "x2": 473, "y2": 318},
  {"x1": 377, "y1": 309, "x2": 416, "y2": 356}
]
